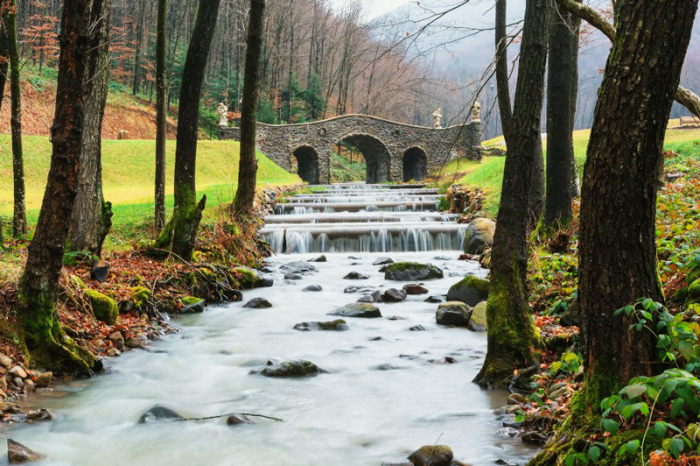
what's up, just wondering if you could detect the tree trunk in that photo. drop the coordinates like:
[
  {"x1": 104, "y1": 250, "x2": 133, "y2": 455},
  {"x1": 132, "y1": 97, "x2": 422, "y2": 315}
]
[
  {"x1": 474, "y1": 0, "x2": 550, "y2": 388},
  {"x1": 578, "y1": 0, "x2": 698, "y2": 409},
  {"x1": 233, "y1": 0, "x2": 266, "y2": 217},
  {"x1": 0, "y1": 21, "x2": 8, "y2": 116},
  {"x1": 495, "y1": 0, "x2": 512, "y2": 146},
  {"x1": 68, "y1": 0, "x2": 113, "y2": 257},
  {"x1": 544, "y1": 1, "x2": 579, "y2": 226},
  {"x1": 18, "y1": 0, "x2": 107, "y2": 374},
  {"x1": 153, "y1": 0, "x2": 221, "y2": 261},
  {"x1": 132, "y1": 0, "x2": 146, "y2": 95},
  {"x1": 155, "y1": 0, "x2": 168, "y2": 232},
  {"x1": 5, "y1": 1, "x2": 26, "y2": 238}
]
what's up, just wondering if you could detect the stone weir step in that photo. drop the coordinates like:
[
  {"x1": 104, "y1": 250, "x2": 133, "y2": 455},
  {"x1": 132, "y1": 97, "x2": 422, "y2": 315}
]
[
  {"x1": 280, "y1": 195, "x2": 443, "y2": 204},
  {"x1": 261, "y1": 223, "x2": 466, "y2": 238},
  {"x1": 264, "y1": 212, "x2": 458, "y2": 224},
  {"x1": 274, "y1": 200, "x2": 440, "y2": 214}
]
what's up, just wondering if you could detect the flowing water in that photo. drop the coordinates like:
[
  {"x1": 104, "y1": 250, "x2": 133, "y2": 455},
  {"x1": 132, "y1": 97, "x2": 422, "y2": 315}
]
[{"x1": 3, "y1": 184, "x2": 536, "y2": 466}]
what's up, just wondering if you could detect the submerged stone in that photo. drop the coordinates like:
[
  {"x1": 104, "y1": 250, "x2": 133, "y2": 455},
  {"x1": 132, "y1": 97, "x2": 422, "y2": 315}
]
[
  {"x1": 303, "y1": 285, "x2": 323, "y2": 292},
  {"x1": 403, "y1": 284, "x2": 428, "y2": 295},
  {"x1": 226, "y1": 414, "x2": 255, "y2": 426},
  {"x1": 384, "y1": 262, "x2": 444, "y2": 281},
  {"x1": 293, "y1": 320, "x2": 349, "y2": 331},
  {"x1": 279, "y1": 262, "x2": 317, "y2": 275},
  {"x1": 328, "y1": 303, "x2": 382, "y2": 318},
  {"x1": 138, "y1": 405, "x2": 183, "y2": 424},
  {"x1": 243, "y1": 297, "x2": 272, "y2": 309},
  {"x1": 260, "y1": 360, "x2": 326, "y2": 377},
  {"x1": 7, "y1": 439, "x2": 44, "y2": 464},
  {"x1": 381, "y1": 288, "x2": 407, "y2": 303},
  {"x1": 344, "y1": 271, "x2": 370, "y2": 280}
]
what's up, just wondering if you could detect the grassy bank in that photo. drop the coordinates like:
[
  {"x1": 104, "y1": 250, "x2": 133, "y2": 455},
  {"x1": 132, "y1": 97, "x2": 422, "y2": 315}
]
[
  {"x1": 435, "y1": 126, "x2": 700, "y2": 215},
  {"x1": 0, "y1": 136, "x2": 300, "y2": 247}
]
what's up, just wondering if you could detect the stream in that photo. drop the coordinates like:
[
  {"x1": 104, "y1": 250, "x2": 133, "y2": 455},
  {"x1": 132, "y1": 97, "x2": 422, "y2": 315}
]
[{"x1": 3, "y1": 184, "x2": 536, "y2": 466}]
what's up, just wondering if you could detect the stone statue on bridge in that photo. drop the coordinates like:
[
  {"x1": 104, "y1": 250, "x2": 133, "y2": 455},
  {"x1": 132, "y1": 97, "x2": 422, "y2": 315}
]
[
  {"x1": 471, "y1": 100, "x2": 482, "y2": 123},
  {"x1": 217, "y1": 102, "x2": 229, "y2": 126},
  {"x1": 432, "y1": 108, "x2": 442, "y2": 129}
]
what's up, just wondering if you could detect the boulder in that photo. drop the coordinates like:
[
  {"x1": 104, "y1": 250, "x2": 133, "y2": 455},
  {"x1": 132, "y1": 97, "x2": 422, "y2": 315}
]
[
  {"x1": 243, "y1": 297, "x2": 272, "y2": 309},
  {"x1": 373, "y1": 257, "x2": 394, "y2": 266},
  {"x1": 35, "y1": 372, "x2": 52, "y2": 388},
  {"x1": 446, "y1": 275, "x2": 490, "y2": 306},
  {"x1": 261, "y1": 360, "x2": 326, "y2": 377},
  {"x1": 403, "y1": 284, "x2": 428, "y2": 295},
  {"x1": 26, "y1": 409, "x2": 52, "y2": 422},
  {"x1": 328, "y1": 303, "x2": 382, "y2": 318},
  {"x1": 468, "y1": 301, "x2": 487, "y2": 331},
  {"x1": 381, "y1": 288, "x2": 407, "y2": 303},
  {"x1": 384, "y1": 262, "x2": 444, "y2": 281},
  {"x1": 303, "y1": 285, "x2": 323, "y2": 292},
  {"x1": 293, "y1": 320, "x2": 349, "y2": 331},
  {"x1": 424, "y1": 295, "x2": 443, "y2": 303},
  {"x1": 284, "y1": 273, "x2": 302, "y2": 280},
  {"x1": 309, "y1": 255, "x2": 327, "y2": 262},
  {"x1": 436, "y1": 302, "x2": 471, "y2": 327},
  {"x1": 7, "y1": 439, "x2": 44, "y2": 464},
  {"x1": 181, "y1": 297, "x2": 205, "y2": 314},
  {"x1": 226, "y1": 414, "x2": 255, "y2": 426},
  {"x1": 279, "y1": 262, "x2": 317, "y2": 275},
  {"x1": 90, "y1": 260, "x2": 110, "y2": 283},
  {"x1": 138, "y1": 405, "x2": 183, "y2": 424},
  {"x1": 559, "y1": 300, "x2": 580, "y2": 327},
  {"x1": 408, "y1": 445, "x2": 454, "y2": 466},
  {"x1": 463, "y1": 218, "x2": 496, "y2": 254},
  {"x1": 688, "y1": 279, "x2": 700, "y2": 303},
  {"x1": 85, "y1": 289, "x2": 119, "y2": 325},
  {"x1": 344, "y1": 271, "x2": 369, "y2": 280}
]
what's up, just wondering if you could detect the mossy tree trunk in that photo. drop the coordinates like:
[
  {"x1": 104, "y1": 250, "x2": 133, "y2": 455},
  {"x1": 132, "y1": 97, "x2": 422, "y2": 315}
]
[
  {"x1": 154, "y1": 0, "x2": 167, "y2": 233},
  {"x1": 234, "y1": 0, "x2": 266, "y2": 217},
  {"x1": 544, "y1": 0, "x2": 580, "y2": 226},
  {"x1": 578, "y1": 0, "x2": 697, "y2": 410},
  {"x1": 68, "y1": 0, "x2": 113, "y2": 257},
  {"x1": 153, "y1": 0, "x2": 221, "y2": 261},
  {"x1": 4, "y1": 0, "x2": 26, "y2": 238},
  {"x1": 18, "y1": 0, "x2": 113, "y2": 375},
  {"x1": 474, "y1": 0, "x2": 550, "y2": 388}
]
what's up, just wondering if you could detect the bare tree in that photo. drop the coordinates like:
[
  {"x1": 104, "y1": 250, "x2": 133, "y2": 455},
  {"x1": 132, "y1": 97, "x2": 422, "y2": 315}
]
[
  {"x1": 234, "y1": 0, "x2": 266, "y2": 216},
  {"x1": 155, "y1": 0, "x2": 167, "y2": 232}
]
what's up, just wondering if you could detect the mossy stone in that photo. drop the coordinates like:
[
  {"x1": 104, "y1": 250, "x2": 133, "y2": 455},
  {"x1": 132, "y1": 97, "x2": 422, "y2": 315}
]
[
  {"x1": 130, "y1": 286, "x2": 152, "y2": 307},
  {"x1": 234, "y1": 267, "x2": 259, "y2": 289},
  {"x1": 446, "y1": 275, "x2": 490, "y2": 306},
  {"x1": 85, "y1": 289, "x2": 118, "y2": 325},
  {"x1": 469, "y1": 301, "x2": 487, "y2": 331}
]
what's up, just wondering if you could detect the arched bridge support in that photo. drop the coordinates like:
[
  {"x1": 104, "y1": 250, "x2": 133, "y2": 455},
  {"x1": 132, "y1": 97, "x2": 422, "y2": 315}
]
[{"x1": 219, "y1": 114, "x2": 482, "y2": 185}]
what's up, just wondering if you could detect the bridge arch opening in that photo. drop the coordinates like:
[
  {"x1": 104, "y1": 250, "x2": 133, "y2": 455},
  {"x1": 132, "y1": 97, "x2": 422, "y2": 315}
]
[
  {"x1": 337, "y1": 134, "x2": 391, "y2": 183},
  {"x1": 402, "y1": 147, "x2": 428, "y2": 182},
  {"x1": 292, "y1": 146, "x2": 320, "y2": 184}
]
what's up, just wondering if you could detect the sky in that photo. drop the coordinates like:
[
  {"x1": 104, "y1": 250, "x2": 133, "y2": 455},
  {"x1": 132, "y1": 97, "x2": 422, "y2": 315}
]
[{"x1": 328, "y1": 0, "x2": 412, "y2": 20}]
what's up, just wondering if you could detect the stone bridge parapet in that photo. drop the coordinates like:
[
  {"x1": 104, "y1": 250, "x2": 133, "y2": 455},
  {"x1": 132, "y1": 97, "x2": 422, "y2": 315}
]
[{"x1": 219, "y1": 114, "x2": 481, "y2": 184}]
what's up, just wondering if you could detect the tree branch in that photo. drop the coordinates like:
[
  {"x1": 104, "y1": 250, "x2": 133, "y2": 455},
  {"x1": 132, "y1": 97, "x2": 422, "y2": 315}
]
[{"x1": 556, "y1": 0, "x2": 700, "y2": 119}]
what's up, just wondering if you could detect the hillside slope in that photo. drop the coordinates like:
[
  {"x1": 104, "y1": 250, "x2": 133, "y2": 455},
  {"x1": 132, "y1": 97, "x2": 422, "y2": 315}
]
[{"x1": 0, "y1": 69, "x2": 179, "y2": 139}]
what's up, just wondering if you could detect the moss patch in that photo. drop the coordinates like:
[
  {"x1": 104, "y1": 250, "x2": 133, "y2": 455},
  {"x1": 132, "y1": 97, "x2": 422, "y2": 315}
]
[
  {"x1": 85, "y1": 289, "x2": 119, "y2": 325},
  {"x1": 453, "y1": 275, "x2": 490, "y2": 295},
  {"x1": 130, "y1": 286, "x2": 152, "y2": 307}
]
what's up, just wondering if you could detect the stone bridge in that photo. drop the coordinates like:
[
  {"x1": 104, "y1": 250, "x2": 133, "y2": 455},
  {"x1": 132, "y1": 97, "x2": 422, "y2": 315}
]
[{"x1": 218, "y1": 114, "x2": 482, "y2": 184}]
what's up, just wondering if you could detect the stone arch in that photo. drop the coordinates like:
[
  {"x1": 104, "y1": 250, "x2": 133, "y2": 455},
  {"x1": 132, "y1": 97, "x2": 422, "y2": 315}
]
[
  {"x1": 402, "y1": 147, "x2": 428, "y2": 182},
  {"x1": 292, "y1": 146, "x2": 320, "y2": 184},
  {"x1": 335, "y1": 133, "x2": 392, "y2": 183}
]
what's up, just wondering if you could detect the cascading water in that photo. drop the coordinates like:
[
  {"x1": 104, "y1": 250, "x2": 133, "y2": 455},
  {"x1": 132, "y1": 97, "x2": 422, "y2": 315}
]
[{"x1": 264, "y1": 185, "x2": 465, "y2": 254}]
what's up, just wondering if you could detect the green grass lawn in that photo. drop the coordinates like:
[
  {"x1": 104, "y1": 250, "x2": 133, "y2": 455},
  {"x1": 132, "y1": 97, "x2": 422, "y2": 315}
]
[
  {"x1": 0, "y1": 136, "x2": 300, "y2": 248},
  {"x1": 439, "y1": 126, "x2": 700, "y2": 215}
]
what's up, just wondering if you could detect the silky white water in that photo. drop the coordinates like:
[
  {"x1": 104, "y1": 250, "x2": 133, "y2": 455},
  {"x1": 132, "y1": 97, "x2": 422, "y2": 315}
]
[{"x1": 5, "y1": 252, "x2": 534, "y2": 466}]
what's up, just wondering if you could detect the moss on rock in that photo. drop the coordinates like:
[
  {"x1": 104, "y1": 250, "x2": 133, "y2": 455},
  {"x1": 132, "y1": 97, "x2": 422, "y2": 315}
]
[
  {"x1": 384, "y1": 262, "x2": 444, "y2": 281},
  {"x1": 130, "y1": 286, "x2": 152, "y2": 308},
  {"x1": 233, "y1": 267, "x2": 259, "y2": 289},
  {"x1": 85, "y1": 289, "x2": 119, "y2": 325},
  {"x1": 688, "y1": 279, "x2": 700, "y2": 302},
  {"x1": 446, "y1": 275, "x2": 490, "y2": 306}
]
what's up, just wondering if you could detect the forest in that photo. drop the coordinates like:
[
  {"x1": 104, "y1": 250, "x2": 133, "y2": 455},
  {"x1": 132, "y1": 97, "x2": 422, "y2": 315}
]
[{"x1": 0, "y1": 0, "x2": 700, "y2": 466}]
